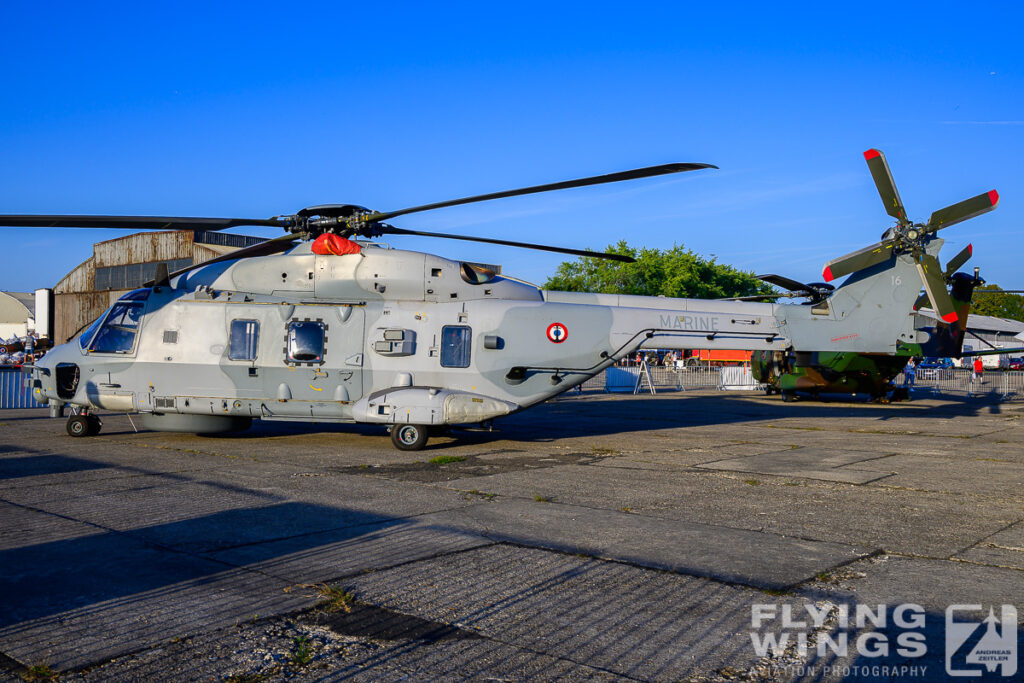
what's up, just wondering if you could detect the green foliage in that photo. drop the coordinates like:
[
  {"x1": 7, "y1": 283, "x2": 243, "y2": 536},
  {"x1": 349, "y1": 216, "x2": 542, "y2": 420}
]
[
  {"x1": 971, "y1": 285, "x2": 1024, "y2": 322},
  {"x1": 542, "y1": 241, "x2": 775, "y2": 299},
  {"x1": 317, "y1": 584, "x2": 355, "y2": 613},
  {"x1": 428, "y1": 455, "x2": 466, "y2": 465},
  {"x1": 290, "y1": 635, "x2": 313, "y2": 667},
  {"x1": 20, "y1": 664, "x2": 58, "y2": 682}
]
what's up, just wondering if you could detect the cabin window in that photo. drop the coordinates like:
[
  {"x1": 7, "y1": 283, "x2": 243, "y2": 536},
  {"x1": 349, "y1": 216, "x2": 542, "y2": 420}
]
[
  {"x1": 287, "y1": 320, "x2": 325, "y2": 364},
  {"x1": 229, "y1": 320, "x2": 260, "y2": 360},
  {"x1": 88, "y1": 301, "x2": 145, "y2": 354},
  {"x1": 440, "y1": 325, "x2": 472, "y2": 368}
]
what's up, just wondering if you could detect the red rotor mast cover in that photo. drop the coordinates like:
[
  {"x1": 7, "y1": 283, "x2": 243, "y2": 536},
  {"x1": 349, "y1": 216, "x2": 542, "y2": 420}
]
[{"x1": 311, "y1": 233, "x2": 362, "y2": 255}]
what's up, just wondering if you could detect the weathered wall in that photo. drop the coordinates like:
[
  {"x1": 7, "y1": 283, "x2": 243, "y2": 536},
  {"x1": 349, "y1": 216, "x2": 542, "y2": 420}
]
[{"x1": 93, "y1": 231, "x2": 194, "y2": 268}]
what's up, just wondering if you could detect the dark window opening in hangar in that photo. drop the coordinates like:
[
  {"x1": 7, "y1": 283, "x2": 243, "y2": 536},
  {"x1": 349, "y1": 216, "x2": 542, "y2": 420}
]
[
  {"x1": 192, "y1": 231, "x2": 267, "y2": 248},
  {"x1": 95, "y1": 259, "x2": 193, "y2": 291}
]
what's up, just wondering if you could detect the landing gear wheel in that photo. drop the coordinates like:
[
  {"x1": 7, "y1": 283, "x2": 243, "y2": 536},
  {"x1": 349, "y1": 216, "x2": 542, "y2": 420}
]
[
  {"x1": 391, "y1": 424, "x2": 429, "y2": 451},
  {"x1": 781, "y1": 390, "x2": 796, "y2": 403},
  {"x1": 67, "y1": 414, "x2": 90, "y2": 437},
  {"x1": 87, "y1": 414, "x2": 102, "y2": 436}
]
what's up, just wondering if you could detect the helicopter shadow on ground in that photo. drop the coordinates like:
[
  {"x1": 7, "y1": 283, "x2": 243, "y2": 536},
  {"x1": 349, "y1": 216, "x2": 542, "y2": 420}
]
[
  {"x1": 110, "y1": 391, "x2": 1015, "y2": 449},
  {"x1": 0, "y1": 453, "x2": 107, "y2": 481}
]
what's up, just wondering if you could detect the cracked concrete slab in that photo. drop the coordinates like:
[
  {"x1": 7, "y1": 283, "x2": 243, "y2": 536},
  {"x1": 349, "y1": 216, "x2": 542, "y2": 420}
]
[
  {"x1": 1, "y1": 390, "x2": 1022, "y2": 680},
  {"x1": 695, "y1": 447, "x2": 896, "y2": 484},
  {"x1": 435, "y1": 499, "x2": 870, "y2": 590}
]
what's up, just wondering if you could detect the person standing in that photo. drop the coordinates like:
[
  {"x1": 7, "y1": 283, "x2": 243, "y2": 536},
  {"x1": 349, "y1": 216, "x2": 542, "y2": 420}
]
[
  {"x1": 973, "y1": 357, "x2": 985, "y2": 384},
  {"x1": 903, "y1": 358, "x2": 916, "y2": 387}
]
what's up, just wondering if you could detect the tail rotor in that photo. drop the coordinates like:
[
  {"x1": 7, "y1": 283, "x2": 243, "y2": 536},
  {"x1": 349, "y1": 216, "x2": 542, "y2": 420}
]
[{"x1": 822, "y1": 149, "x2": 999, "y2": 323}]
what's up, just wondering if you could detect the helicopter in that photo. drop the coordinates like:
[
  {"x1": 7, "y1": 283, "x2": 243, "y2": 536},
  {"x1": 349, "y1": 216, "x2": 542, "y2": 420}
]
[
  {"x1": 738, "y1": 149, "x2": 1000, "y2": 401},
  {"x1": 749, "y1": 267, "x2": 982, "y2": 402},
  {"x1": 2, "y1": 151, "x2": 998, "y2": 450}
]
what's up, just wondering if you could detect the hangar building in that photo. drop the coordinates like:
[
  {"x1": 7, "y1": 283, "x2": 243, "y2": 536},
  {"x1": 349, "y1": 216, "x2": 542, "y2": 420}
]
[
  {"x1": 0, "y1": 291, "x2": 35, "y2": 339},
  {"x1": 53, "y1": 230, "x2": 263, "y2": 343}
]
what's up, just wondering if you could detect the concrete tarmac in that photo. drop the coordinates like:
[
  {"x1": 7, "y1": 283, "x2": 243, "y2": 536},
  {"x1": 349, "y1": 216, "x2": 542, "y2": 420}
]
[{"x1": 1, "y1": 390, "x2": 1022, "y2": 681}]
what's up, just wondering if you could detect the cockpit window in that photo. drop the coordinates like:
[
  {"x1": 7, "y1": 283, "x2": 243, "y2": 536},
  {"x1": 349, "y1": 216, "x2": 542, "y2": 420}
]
[
  {"x1": 460, "y1": 262, "x2": 496, "y2": 285},
  {"x1": 79, "y1": 315, "x2": 105, "y2": 349},
  {"x1": 88, "y1": 301, "x2": 145, "y2": 354},
  {"x1": 120, "y1": 288, "x2": 151, "y2": 301}
]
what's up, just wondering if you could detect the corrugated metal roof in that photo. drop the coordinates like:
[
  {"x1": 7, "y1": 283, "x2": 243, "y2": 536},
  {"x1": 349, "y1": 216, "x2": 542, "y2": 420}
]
[
  {"x1": 917, "y1": 307, "x2": 1024, "y2": 334},
  {"x1": 0, "y1": 291, "x2": 33, "y2": 323},
  {"x1": 4, "y1": 292, "x2": 34, "y2": 311}
]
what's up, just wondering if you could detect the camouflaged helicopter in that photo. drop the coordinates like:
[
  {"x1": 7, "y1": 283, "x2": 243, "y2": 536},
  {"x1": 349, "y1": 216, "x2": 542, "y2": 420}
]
[
  {"x1": 3, "y1": 152, "x2": 998, "y2": 449},
  {"x1": 744, "y1": 149, "x2": 998, "y2": 401}
]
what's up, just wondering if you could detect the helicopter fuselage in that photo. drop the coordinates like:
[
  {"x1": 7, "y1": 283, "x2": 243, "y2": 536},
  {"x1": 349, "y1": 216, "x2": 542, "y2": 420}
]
[{"x1": 31, "y1": 240, "x2": 933, "y2": 446}]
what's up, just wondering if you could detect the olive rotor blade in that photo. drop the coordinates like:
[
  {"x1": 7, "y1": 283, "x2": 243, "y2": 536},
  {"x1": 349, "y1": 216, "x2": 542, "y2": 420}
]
[
  {"x1": 822, "y1": 241, "x2": 896, "y2": 282},
  {"x1": 926, "y1": 191, "x2": 999, "y2": 233},
  {"x1": 864, "y1": 149, "x2": 907, "y2": 223},
  {"x1": 757, "y1": 274, "x2": 814, "y2": 293},
  {"x1": 917, "y1": 253, "x2": 958, "y2": 323},
  {"x1": 943, "y1": 243, "x2": 973, "y2": 277}
]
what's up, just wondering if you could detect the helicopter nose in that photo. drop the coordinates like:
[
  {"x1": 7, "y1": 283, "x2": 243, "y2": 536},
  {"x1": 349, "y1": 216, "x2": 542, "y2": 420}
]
[{"x1": 31, "y1": 345, "x2": 70, "y2": 404}]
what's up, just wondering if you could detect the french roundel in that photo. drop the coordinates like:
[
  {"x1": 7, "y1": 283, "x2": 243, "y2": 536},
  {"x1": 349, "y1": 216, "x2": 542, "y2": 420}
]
[{"x1": 546, "y1": 322, "x2": 568, "y2": 344}]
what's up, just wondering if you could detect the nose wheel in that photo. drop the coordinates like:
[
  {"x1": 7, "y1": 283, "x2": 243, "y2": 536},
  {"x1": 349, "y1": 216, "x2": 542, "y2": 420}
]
[{"x1": 67, "y1": 413, "x2": 102, "y2": 437}]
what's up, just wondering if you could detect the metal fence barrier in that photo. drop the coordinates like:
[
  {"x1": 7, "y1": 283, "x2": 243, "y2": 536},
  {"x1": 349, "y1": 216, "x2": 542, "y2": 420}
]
[
  {"x1": 0, "y1": 367, "x2": 43, "y2": 409},
  {"x1": 890, "y1": 367, "x2": 1024, "y2": 401},
  {"x1": 595, "y1": 365, "x2": 745, "y2": 393},
  {"x1": 1002, "y1": 371, "x2": 1024, "y2": 400}
]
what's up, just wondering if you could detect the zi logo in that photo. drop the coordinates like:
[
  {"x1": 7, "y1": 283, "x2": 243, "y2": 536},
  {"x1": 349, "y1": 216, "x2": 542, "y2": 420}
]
[{"x1": 946, "y1": 604, "x2": 1017, "y2": 677}]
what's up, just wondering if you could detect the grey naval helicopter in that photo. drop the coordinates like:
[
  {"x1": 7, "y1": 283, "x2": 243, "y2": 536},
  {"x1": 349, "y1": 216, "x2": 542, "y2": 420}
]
[{"x1": 3, "y1": 151, "x2": 999, "y2": 449}]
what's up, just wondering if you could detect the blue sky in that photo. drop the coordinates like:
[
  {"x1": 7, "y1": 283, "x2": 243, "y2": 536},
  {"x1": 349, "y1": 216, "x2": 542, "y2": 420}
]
[{"x1": 2, "y1": 2, "x2": 1021, "y2": 292}]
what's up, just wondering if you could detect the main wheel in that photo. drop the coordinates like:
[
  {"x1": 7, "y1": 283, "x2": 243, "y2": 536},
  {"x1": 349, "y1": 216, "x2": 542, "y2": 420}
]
[
  {"x1": 781, "y1": 390, "x2": 796, "y2": 403},
  {"x1": 391, "y1": 424, "x2": 429, "y2": 451},
  {"x1": 67, "y1": 414, "x2": 90, "y2": 437}
]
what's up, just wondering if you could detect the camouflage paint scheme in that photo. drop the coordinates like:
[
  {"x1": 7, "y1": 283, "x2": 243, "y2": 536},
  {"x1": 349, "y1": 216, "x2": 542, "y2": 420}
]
[{"x1": 751, "y1": 271, "x2": 982, "y2": 400}]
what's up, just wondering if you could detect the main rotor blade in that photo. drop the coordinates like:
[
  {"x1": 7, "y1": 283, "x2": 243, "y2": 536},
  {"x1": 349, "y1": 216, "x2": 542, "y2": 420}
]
[
  {"x1": 724, "y1": 293, "x2": 803, "y2": 301},
  {"x1": 146, "y1": 234, "x2": 299, "y2": 286},
  {"x1": 943, "y1": 243, "x2": 973, "y2": 277},
  {"x1": 925, "y1": 190, "x2": 999, "y2": 232},
  {"x1": 822, "y1": 240, "x2": 895, "y2": 282},
  {"x1": 757, "y1": 273, "x2": 813, "y2": 293},
  {"x1": 864, "y1": 149, "x2": 907, "y2": 223},
  {"x1": 917, "y1": 253, "x2": 957, "y2": 323},
  {"x1": 0, "y1": 215, "x2": 284, "y2": 231},
  {"x1": 380, "y1": 226, "x2": 636, "y2": 263},
  {"x1": 365, "y1": 163, "x2": 717, "y2": 223}
]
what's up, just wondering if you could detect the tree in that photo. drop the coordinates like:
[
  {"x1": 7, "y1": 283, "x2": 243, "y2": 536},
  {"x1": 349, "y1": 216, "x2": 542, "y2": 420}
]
[
  {"x1": 971, "y1": 285, "x2": 1024, "y2": 322},
  {"x1": 542, "y1": 241, "x2": 775, "y2": 300}
]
